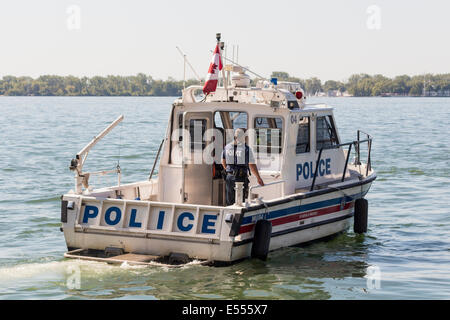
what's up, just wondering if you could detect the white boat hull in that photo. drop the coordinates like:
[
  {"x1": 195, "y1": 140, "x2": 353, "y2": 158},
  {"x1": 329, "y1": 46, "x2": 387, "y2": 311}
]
[{"x1": 61, "y1": 174, "x2": 375, "y2": 264}]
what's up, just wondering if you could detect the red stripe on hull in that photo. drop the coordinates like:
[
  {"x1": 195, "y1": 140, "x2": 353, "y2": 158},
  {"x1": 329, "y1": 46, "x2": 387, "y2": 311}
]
[{"x1": 238, "y1": 202, "x2": 354, "y2": 234}]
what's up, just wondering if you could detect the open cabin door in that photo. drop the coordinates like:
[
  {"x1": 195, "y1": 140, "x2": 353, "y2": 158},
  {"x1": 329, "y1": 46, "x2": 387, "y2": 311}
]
[{"x1": 182, "y1": 111, "x2": 213, "y2": 205}]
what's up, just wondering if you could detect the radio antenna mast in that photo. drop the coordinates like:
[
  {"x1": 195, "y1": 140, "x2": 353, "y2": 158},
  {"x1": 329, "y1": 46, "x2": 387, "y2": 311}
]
[
  {"x1": 176, "y1": 46, "x2": 202, "y2": 85},
  {"x1": 212, "y1": 50, "x2": 267, "y2": 80}
]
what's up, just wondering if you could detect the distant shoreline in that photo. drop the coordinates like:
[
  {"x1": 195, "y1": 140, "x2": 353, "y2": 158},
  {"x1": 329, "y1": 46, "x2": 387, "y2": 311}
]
[
  {"x1": 1, "y1": 72, "x2": 449, "y2": 97},
  {"x1": 2, "y1": 95, "x2": 449, "y2": 98}
]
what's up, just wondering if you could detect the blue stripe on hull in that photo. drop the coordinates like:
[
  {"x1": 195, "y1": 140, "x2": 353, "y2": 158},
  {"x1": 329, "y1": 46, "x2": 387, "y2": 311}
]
[{"x1": 241, "y1": 191, "x2": 366, "y2": 225}]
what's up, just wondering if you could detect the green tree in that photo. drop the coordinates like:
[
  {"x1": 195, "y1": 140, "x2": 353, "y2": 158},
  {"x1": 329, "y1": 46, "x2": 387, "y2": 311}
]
[
  {"x1": 304, "y1": 77, "x2": 322, "y2": 95},
  {"x1": 270, "y1": 71, "x2": 290, "y2": 80},
  {"x1": 1, "y1": 73, "x2": 449, "y2": 97}
]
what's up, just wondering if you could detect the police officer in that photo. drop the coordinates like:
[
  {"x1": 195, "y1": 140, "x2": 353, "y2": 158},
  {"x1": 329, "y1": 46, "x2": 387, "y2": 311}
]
[{"x1": 221, "y1": 128, "x2": 264, "y2": 206}]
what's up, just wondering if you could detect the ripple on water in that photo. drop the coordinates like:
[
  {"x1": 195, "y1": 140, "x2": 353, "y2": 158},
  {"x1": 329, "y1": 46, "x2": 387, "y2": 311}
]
[{"x1": 25, "y1": 196, "x2": 61, "y2": 204}]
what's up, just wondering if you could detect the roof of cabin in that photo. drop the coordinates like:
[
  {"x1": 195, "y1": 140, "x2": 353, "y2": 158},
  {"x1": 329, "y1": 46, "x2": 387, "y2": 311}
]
[
  {"x1": 181, "y1": 85, "x2": 305, "y2": 108},
  {"x1": 179, "y1": 86, "x2": 334, "y2": 113},
  {"x1": 297, "y1": 104, "x2": 334, "y2": 112}
]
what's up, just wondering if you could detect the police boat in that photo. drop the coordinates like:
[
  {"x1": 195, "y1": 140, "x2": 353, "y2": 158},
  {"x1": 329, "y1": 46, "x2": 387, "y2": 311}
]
[{"x1": 61, "y1": 37, "x2": 376, "y2": 266}]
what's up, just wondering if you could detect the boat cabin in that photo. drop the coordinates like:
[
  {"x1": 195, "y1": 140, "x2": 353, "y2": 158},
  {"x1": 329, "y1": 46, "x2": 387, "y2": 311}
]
[
  {"x1": 71, "y1": 79, "x2": 361, "y2": 210},
  {"x1": 155, "y1": 84, "x2": 349, "y2": 206}
]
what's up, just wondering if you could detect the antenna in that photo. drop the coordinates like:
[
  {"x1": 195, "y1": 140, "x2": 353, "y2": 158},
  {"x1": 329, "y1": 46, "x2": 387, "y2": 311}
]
[
  {"x1": 215, "y1": 33, "x2": 228, "y2": 90},
  {"x1": 212, "y1": 49, "x2": 267, "y2": 80},
  {"x1": 176, "y1": 46, "x2": 202, "y2": 84},
  {"x1": 232, "y1": 45, "x2": 235, "y2": 62},
  {"x1": 230, "y1": 44, "x2": 239, "y2": 64}
]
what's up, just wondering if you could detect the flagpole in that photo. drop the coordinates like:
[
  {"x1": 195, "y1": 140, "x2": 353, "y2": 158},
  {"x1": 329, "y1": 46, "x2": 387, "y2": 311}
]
[{"x1": 216, "y1": 33, "x2": 228, "y2": 98}]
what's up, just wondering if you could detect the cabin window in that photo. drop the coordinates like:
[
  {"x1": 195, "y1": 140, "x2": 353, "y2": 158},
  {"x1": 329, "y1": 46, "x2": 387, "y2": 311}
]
[
  {"x1": 316, "y1": 116, "x2": 339, "y2": 150},
  {"x1": 214, "y1": 111, "x2": 247, "y2": 129},
  {"x1": 189, "y1": 119, "x2": 207, "y2": 151},
  {"x1": 296, "y1": 116, "x2": 310, "y2": 154},
  {"x1": 214, "y1": 111, "x2": 248, "y2": 145},
  {"x1": 254, "y1": 117, "x2": 283, "y2": 154},
  {"x1": 177, "y1": 113, "x2": 183, "y2": 141}
]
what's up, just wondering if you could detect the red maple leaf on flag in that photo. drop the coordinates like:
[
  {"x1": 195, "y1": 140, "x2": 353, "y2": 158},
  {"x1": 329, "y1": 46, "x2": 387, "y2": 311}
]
[
  {"x1": 208, "y1": 63, "x2": 218, "y2": 74},
  {"x1": 203, "y1": 43, "x2": 223, "y2": 95}
]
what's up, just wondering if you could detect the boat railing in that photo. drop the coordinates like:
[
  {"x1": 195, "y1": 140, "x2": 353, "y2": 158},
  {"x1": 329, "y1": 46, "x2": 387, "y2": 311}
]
[
  {"x1": 79, "y1": 165, "x2": 122, "y2": 194},
  {"x1": 310, "y1": 130, "x2": 373, "y2": 191},
  {"x1": 247, "y1": 180, "x2": 286, "y2": 203}
]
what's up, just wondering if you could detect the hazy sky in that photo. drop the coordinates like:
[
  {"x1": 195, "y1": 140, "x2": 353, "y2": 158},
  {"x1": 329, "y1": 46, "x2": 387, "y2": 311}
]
[{"x1": 1, "y1": 0, "x2": 449, "y2": 81}]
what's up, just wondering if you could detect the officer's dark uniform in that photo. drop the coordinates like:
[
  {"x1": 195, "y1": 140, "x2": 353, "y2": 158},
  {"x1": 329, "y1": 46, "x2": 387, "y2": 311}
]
[{"x1": 221, "y1": 142, "x2": 255, "y2": 205}]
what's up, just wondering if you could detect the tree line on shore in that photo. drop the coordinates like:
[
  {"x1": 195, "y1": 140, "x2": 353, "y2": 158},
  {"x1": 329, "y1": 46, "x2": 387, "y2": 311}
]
[
  {"x1": 0, "y1": 72, "x2": 449, "y2": 97},
  {"x1": 270, "y1": 72, "x2": 450, "y2": 97}
]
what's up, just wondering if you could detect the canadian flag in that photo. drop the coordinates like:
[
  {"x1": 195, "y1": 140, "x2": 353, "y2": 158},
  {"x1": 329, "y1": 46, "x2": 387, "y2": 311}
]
[{"x1": 202, "y1": 44, "x2": 223, "y2": 95}]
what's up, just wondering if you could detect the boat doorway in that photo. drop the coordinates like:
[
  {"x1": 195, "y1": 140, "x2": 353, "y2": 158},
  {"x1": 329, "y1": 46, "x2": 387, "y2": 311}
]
[{"x1": 182, "y1": 111, "x2": 214, "y2": 205}]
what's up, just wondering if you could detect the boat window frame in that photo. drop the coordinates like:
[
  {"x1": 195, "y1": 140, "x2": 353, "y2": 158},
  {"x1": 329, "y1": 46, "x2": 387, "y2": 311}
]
[
  {"x1": 213, "y1": 110, "x2": 249, "y2": 146},
  {"x1": 296, "y1": 116, "x2": 311, "y2": 154},
  {"x1": 177, "y1": 112, "x2": 183, "y2": 141},
  {"x1": 252, "y1": 115, "x2": 284, "y2": 155},
  {"x1": 315, "y1": 115, "x2": 340, "y2": 151},
  {"x1": 213, "y1": 110, "x2": 248, "y2": 130},
  {"x1": 188, "y1": 118, "x2": 208, "y2": 152}
]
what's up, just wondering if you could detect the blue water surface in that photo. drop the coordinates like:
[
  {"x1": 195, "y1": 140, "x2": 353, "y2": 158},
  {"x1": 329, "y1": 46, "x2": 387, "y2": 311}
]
[{"x1": 0, "y1": 96, "x2": 449, "y2": 299}]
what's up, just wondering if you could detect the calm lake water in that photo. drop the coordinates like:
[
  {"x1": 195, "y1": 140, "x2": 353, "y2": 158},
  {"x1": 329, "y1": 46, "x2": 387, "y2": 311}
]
[{"x1": 0, "y1": 96, "x2": 449, "y2": 300}]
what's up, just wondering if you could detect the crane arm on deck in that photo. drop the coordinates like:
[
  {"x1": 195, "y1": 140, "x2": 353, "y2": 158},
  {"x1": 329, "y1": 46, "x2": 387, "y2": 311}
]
[{"x1": 69, "y1": 115, "x2": 124, "y2": 194}]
